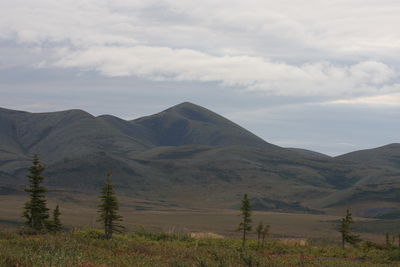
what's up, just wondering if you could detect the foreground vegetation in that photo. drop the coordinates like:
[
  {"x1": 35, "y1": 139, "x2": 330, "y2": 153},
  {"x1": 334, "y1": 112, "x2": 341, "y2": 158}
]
[
  {"x1": 4, "y1": 154, "x2": 397, "y2": 266},
  {"x1": 1, "y1": 229, "x2": 400, "y2": 267}
]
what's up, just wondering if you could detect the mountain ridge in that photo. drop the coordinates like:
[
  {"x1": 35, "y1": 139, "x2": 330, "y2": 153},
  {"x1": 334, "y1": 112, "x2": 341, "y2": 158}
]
[{"x1": 0, "y1": 102, "x2": 399, "y2": 218}]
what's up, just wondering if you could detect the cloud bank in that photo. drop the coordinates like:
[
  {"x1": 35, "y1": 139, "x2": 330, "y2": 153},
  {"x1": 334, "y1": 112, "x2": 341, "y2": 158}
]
[
  {"x1": 55, "y1": 46, "x2": 398, "y2": 97},
  {"x1": 1, "y1": 0, "x2": 400, "y2": 101}
]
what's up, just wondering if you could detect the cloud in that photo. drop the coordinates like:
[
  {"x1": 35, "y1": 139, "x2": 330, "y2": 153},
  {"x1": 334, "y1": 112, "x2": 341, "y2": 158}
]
[
  {"x1": 2, "y1": 0, "x2": 400, "y2": 56},
  {"x1": 54, "y1": 45, "x2": 398, "y2": 97},
  {"x1": 328, "y1": 92, "x2": 400, "y2": 106},
  {"x1": 1, "y1": 0, "x2": 400, "y2": 99}
]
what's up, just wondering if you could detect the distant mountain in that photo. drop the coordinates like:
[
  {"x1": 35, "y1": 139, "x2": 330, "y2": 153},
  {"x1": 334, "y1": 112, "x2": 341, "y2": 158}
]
[
  {"x1": 0, "y1": 107, "x2": 153, "y2": 182},
  {"x1": 132, "y1": 102, "x2": 273, "y2": 148},
  {"x1": 335, "y1": 143, "x2": 400, "y2": 190},
  {"x1": 0, "y1": 103, "x2": 399, "y2": 217},
  {"x1": 313, "y1": 144, "x2": 400, "y2": 213},
  {"x1": 337, "y1": 143, "x2": 400, "y2": 168}
]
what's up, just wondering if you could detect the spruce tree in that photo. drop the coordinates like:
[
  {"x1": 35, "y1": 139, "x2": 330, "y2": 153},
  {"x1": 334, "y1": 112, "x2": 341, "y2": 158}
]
[
  {"x1": 338, "y1": 209, "x2": 361, "y2": 248},
  {"x1": 22, "y1": 154, "x2": 49, "y2": 232},
  {"x1": 238, "y1": 193, "x2": 252, "y2": 248},
  {"x1": 48, "y1": 205, "x2": 63, "y2": 233},
  {"x1": 339, "y1": 216, "x2": 349, "y2": 249},
  {"x1": 97, "y1": 172, "x2": 124, "y2": 239}
]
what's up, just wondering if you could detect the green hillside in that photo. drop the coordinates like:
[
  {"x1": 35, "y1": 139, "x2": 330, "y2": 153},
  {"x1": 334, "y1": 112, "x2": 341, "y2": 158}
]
[{"x1": 0, "y1": 103, "x2": 399, "y2": 219}]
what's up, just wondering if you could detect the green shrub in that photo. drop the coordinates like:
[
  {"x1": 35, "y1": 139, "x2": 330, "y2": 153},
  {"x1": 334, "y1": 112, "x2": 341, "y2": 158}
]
[
  {"x1": 72, "y1": 228, "x2": 104, "y2": 239},
  {"x1": 132, "y1": 227, "x2": 193, "y2": 242}
]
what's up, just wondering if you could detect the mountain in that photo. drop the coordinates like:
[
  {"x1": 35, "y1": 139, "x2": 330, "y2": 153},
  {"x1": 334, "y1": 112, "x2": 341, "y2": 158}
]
[
  {"x1": 132, "y1": 102, "x2": 273, "y2": 148},
  {"x1": 313, "y1": 144, "x2": 400, "y2": 216},
  {"x1": 0, "y1": 103, "x2": 399, "y2": 218},
  {"x1": 0, "y1": 107, "x2": 154, "y2": 185},
  {"x1": 337, "y1": 143, "x2": 400, "y2": 169}
]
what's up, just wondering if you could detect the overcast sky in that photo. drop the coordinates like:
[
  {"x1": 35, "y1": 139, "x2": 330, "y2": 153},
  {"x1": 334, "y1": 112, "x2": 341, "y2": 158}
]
[{"x1": 1, "y1": 0, "x2": 400, "y2": 155}]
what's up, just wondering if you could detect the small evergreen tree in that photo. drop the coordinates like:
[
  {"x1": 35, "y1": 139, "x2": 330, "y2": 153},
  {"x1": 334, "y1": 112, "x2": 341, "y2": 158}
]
[
  {"x1": 238, "y1": 193, "x2": 252, "y2": 248},
  {"x1": 22, "y1": 154, "x2": 49, "y2": 232},
  {"x1": 97, "y1": 172, "x2": 124, "y2": 239},
  {"x1": 338, "y1": 209, "x2": 361, "y2": 248},
  {"x1": 261, "y1": 224, "x2": 270, "y2": 248},
  {"x1": 48, "y1": 205, "x2": 63, "y2": 233},
  {"x1": 256, "y1": 221, "x2": 264, "y2": 249}
]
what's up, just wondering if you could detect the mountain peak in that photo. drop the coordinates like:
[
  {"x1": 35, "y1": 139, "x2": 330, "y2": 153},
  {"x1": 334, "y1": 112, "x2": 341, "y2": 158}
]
[
  {"x1": 41, "y1": 108, "x2": 93, "y2": 117},
  {"x1": 133, "y1": 102, "x2": 271, "y2": 148},
  {"x1": 163, "y1": 102, "x2": 223, "y2": 124},
  {"x1": 171, "y1": 101, "x2": 199, "y2": 108},
  {"x1": 165, "y1": 102, "x2": 209, "y2": 116}
]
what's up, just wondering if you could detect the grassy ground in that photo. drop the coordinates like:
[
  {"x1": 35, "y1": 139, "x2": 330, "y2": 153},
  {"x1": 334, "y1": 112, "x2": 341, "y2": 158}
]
[
  {"x1": 0, "y1": 229, "x2": 400, "y2": 267},
  {"x1": 0, "y1": 193, "x2": 385, "y2": 242}
]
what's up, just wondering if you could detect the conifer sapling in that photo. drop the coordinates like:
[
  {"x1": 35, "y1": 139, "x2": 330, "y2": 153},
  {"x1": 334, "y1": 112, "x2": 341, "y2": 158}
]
[
  {"x1": 338, "y1": 209, "x2": 361, "y2": 248},
  {"x1": 238, "y1": 193, "x2": 252, "y2": 248},
  {"x1": 48, "y1": 204, "x2": 62, "y2": 233},
  {"x1": 22, "y1": 154, "x2": 49, "y2": 232},
  {"x1": 97, "y1": 172, "x2": 124, "y2": 239}
]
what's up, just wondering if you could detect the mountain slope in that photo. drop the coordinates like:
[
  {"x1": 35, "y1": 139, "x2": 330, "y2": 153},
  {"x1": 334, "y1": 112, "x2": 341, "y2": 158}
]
[
  {"x1": 0, "y1": 107, "x2": 154, "y2": 181},
  {"x1": 305, "y1": 144, "x2": 400, "y2": 218},
  {"x1": 333, "y1": 143, "x2": 400, "y2": 191},
  {"x1": 337, "y1": 143, "x2": 400, "y2": 169},
  {"x1": 288, "y1": 148, "x2": 332, "y2": 160},
  {"x1": 133, "y1": 102, "x2": 273, "y2": 148},
  {"x1": 0, "y1": 103, "x2": 398, "y2": 216}
]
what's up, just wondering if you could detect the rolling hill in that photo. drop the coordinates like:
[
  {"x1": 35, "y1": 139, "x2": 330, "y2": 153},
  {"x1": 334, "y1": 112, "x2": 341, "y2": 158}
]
[
  {"x1": 315, "y1": 144, "x2": 400, "y2": 218},
  {"x1": 0, "y1": 102, "x2": 399, "y2": 218}
]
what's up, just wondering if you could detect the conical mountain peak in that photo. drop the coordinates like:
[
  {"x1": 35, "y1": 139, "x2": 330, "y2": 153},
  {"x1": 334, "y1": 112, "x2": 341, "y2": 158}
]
[
  {"x1": 133, "y1": 102, "x2": 271, "y2": 147},
  {"x1": 159, "y1": 102, "x2": 227, "y2": 124},
  {"x1": 169, "y1": 101, "x2": 199, "y2": 109}
]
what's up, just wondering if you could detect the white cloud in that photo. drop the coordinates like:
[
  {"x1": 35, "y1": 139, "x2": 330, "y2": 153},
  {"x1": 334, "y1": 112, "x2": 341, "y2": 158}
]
[
  {"x1": 2, "y1": 0, "x2": 400, "y2": 55},
  {"x1": 55, "y1": 45, "x2": 398, "y2": 97},
  {"x1": 1, "y1": 0, "x2": 400, "y2": 99},
  {"x1": 328, "y1": 92, "x2": 400, "y2": 106}
]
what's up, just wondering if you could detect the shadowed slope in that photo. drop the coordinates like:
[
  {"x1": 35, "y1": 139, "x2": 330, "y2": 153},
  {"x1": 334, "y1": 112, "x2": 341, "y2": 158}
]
[
  {"x1": 0, "y1": 108, "x2": 154, "y2": 181},
  {"x1": 310, "y1": 144, "x2": 400, "y2": 215},
  {"x1": 133, "y1": 102, "x2": 274, "y2": 148}
]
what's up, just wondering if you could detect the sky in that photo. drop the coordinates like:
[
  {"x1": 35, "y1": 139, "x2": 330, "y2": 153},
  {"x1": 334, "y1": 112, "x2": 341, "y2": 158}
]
[{"x1": 1, "y1": 0, "x2": 400, "y2": 156}]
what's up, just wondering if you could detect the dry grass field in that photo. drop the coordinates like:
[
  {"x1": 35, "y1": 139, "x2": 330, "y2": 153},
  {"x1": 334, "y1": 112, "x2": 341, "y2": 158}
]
[{"x1": 0, "y1": 192, "x2": 386, "y2": 243}]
